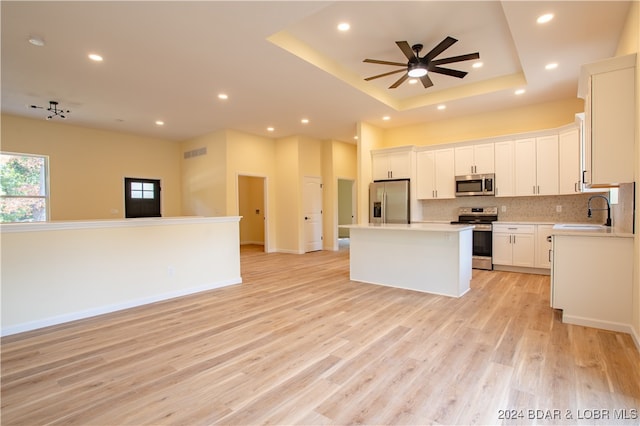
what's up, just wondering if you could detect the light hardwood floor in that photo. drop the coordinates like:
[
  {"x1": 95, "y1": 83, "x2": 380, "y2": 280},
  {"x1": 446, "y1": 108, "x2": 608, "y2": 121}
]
[{"x1": 2, "y1": 244, "x2": 639, "y2": 425}]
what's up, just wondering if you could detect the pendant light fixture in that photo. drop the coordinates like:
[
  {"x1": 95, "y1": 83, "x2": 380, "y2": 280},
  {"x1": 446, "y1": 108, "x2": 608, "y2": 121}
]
[{"x1": 30, "y1": 101, "x2": 70, "y2": 120}]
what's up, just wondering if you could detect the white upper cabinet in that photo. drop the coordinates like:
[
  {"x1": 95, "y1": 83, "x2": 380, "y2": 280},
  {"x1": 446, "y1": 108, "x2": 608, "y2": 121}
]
[
  {"x1": 514, "y1": 138, "x2": 537, "y2": 196},
  {"x1": 535, "y1": 135, "x2": 559, "y2": 196},
  {"x1": 514, "y1": 135, "x2": 558, "y2": 196},
  {"x1": 578, "y1": 54, "x2": 636, "y2": 186},
  {"x1": 454, "y1": 143, "x2": 494, "y2": 175},
  {"x1": 494, "y1": 141, "x2": 514, "y2": 197},
  {"x1": 558, "y1": 127, "x2": 581, "y2": 194},
  {"x1": 371, "y1": 148, "x2": 413, "y2": 181},
  {"x1": 416, "y1": 148, "x2": 455, "y2": 199}
]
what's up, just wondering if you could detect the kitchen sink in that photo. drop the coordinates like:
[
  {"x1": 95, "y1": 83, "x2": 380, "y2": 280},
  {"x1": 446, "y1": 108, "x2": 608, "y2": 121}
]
[{"x1": 553, "y1": 224, "x2": 607, "y2": 231}]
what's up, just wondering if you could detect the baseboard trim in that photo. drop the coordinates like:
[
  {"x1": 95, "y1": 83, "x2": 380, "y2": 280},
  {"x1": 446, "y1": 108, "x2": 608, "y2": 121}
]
[
  {"x1": 493, "y1": 265, "x2": 551, "y2": 275},
  {"x1": 631, "y1": 327, "x2": 640, "y2": 353},
  {"x1": 1, "y1": 278, "x2": 242, "y2": 337},
  {"x1": 562, "y1": 313, "x2": 635, "y2": 336}
]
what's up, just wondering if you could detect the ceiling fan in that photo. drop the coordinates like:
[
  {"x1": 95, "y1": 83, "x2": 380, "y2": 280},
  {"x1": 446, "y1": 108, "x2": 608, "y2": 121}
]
[{"x1": 363, "y1": 36, "x2": 480, "y2": 89}]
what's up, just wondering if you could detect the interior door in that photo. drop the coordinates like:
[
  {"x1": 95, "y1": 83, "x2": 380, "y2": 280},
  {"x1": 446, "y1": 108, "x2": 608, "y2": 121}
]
[
  {"x1": 124, "y1": 177, "x2": 161, "y2": 218},
  {"x1": 303, "y1": 176, "x2": 323, "y2": 252}
]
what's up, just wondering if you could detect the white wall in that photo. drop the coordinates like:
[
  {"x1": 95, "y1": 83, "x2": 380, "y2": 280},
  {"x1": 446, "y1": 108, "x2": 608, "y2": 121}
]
[{"x1": 1, "y1": 217, "x2": 241, "y2": 335}]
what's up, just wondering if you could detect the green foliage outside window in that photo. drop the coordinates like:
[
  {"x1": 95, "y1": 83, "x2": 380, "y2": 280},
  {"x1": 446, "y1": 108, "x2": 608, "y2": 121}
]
[{"x1": 0, "y1": 154, "x2": 48, "y2": 222}]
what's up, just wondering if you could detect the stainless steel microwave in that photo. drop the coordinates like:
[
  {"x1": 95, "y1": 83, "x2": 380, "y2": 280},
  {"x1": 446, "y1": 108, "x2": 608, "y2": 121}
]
[{"x1": 455, "y1": 173, "x2": 495, "y2": 196}]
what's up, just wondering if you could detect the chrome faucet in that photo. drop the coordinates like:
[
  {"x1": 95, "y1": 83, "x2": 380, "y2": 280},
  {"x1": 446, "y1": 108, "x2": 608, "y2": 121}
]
[{"x1": 587, "y1": 195, "x2": 612, "y2": 226}]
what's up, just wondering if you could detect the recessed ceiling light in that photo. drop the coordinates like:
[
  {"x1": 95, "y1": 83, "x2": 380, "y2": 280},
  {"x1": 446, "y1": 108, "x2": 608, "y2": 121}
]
[
  {"x1": 218, "y1": 93, "x2": 228, "y2": 100},
  {"x1": 353, "y1": 135, "x2": 358, "y2": 140},
  {"x1": 28, "y1": 36, "x2": 45, "y2": 47},
  {"x1": 472, "y1": 62, "x2": 483, "y2": 69},
  {"x1": 88, "y1": 53, "x2": 103, "y2": 62},
  {"x1": 515, "y1": 89, "x2": 526, "y2": 95},
  {"x1": 155, "y1": 120, "x2": 164, "y2": 126},
  {"x1": 437, "y1": 105, "x2": 446, "y2": 110},
  {"x1": 267, "y1": 127, "x2": 275, "y2": 132},
  {"x1": 382, "y1": 116, "x2": 390, "y2": 121},
  {"x1": 337, "y1": 22, "x2": 350, "y2": 32},
  {"x1": 408, "y1": 79, "x2": 418, "y2": 84},
  {"x1": 301, "y1": 118, "x2": 309, "y2": 124},
  {"x1": 537, "y1": 13, "x2": 554, "y2": 24},
  {"x1": 545, "y1": 62, "x2": 558, "y2": 70}
]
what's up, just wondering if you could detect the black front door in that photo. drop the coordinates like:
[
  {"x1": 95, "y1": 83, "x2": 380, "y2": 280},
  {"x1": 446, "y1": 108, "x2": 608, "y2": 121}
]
[{"x1": 124, "y1": 178, "x2": 161, "y2": 218}]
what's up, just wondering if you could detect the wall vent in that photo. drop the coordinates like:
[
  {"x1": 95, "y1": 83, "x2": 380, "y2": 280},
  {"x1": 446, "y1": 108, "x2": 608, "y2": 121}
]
[{"x1": 183, "y1": 147, "x2": 207, "y2": 159}]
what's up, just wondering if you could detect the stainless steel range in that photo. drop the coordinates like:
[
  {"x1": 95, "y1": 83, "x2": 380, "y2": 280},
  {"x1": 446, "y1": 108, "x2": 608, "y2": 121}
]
[{"x1": 451, "y1": 207, "x2": 497, "y2": 270}]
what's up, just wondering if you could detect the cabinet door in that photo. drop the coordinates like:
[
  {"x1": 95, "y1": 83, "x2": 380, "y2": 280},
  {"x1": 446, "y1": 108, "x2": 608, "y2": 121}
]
[
  {"x1": 512, "y1": 233, "x2": 535, "y2": 267},
  {"x1": 494, "y1": 141, "x2": 514, "y2": 197},
  {"x1": 591, "y1": 67, "x2": 635, "y2": 184},
  {"x1": 416, "y1": 151, "x2": 435, "y2": 199},
  {"x1": 514, "y1": 138, "x2": 537, "y2": 196},
  {"x1": 371, "y1": 154, "x2": 390, "y2": 181},
  {"x1": 492, "y1": 233, "x2": 513, "y2": 266},
  {"x1": 434, "y1": 148, "x2": 455, "y2": 199},
  {"x1": 454, "y1": 146, "x2": 475, "y2": 175},
  {"x1": 535, "y1": 225, "x2": 554, "y2": 268},
  {"x1": 535, "y1": 135, "x2": 558, "y2": 196},
  {"x1": 582, "y1": 88, "x2": 592, "y2": 186},
  {"x1": 473, "y1": 143, "x2": 495, "y2": 174},
  {"x1": 388, "y1": 151, "x2": 412, "y2": 179},
  {"x1": 559, "y1": 128, "x2": 581, "y2": 194}
]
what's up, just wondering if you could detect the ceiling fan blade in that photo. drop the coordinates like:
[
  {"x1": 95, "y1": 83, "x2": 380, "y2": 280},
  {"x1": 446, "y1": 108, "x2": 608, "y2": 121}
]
[
  {"x1": 430, "y1": 66, "x2": 468, "y2": 79},
  {"x1": 420, "y1": 74, "x2": 434, "y2": 88},
  {"x1": 424, "y1": 36, "x2": 458, "y2": 62},
  {"x1": 365, "y1": 68, "x2": 407, "y2": 81},
  {"x1": 396, "y1": 41, "x2": 416, "y2": 61},
  {"x1": 431, "y1": 52, "x2": 480, "y2": 66},
  {"x1": 389, "y1": 73, "x2": 409, "y2": 89},
  {"x1": 363, "y1": 59, "x2": 407, "y2": 67}
]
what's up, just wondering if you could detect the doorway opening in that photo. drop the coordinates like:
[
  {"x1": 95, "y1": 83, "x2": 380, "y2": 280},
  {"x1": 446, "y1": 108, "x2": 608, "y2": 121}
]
[
  {"x1": 124, "y1": 177, "x2": 161, "y2": 218},
  {"x1": 237, "y1": 175, "x2": 267, "y2": 252},
  {"x1": 337, "y1": 178, "x2": 355, "y2": 251}
]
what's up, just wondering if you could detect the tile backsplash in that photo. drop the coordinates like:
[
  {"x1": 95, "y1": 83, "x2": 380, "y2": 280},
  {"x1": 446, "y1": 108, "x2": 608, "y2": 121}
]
[{"x1": 417, "y1": 184, "x2": 634, "y2": 233}]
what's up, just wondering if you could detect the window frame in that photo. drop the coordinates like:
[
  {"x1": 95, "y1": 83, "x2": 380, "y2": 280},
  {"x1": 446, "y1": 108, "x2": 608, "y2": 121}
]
[{"x1": 0, "y1": 151, "x2": 51, "y2": 223}]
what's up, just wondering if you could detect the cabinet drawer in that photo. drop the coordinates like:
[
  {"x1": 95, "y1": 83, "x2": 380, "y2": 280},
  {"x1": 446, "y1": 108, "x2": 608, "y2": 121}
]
[{"x1": 493, "y1": 224, "x2": 535, "y2": 234}]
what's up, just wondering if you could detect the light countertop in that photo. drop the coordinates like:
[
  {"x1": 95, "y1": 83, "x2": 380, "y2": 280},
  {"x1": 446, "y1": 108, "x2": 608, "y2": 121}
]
[
  {"x1": 551, "y1": 224, "x2": 634, "y2": 238},
  {"x1": 0, "y1": 216, "x2": 242, "y2": 233},
  {"x1": 340, "y1": 223, "x2": 474, "y2": 232}
]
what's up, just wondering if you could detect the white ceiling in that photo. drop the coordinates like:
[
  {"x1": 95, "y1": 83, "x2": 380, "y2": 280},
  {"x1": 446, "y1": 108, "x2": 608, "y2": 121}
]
[{"x1": 0, "y1": 1, "x2": 632, "y2": 143}]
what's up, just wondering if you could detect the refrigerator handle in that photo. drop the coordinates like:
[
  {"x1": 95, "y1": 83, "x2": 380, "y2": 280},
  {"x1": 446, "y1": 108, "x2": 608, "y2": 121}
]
[{"x1": 382, "y1": 192, "x2": 386, "y2": 223}]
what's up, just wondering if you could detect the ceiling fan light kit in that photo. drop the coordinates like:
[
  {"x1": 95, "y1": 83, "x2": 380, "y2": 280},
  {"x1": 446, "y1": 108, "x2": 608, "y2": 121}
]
[
  {"x1": 364, "y1": 36, "x2": 480, "y2": 89},
  {"x1": 407, "y1": 63, "x2": 428, "y2": 78}
]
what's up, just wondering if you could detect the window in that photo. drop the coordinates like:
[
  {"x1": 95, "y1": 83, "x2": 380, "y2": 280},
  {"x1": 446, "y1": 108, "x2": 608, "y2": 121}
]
[{"x1": 0, "y1": 152, "x2": 49, "y2": 222}]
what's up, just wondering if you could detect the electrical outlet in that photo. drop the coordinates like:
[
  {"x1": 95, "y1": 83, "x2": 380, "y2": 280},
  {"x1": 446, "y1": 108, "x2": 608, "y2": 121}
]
[
  {"x1": 501, "y1": 206, "x2": 507, "y2": 213},
  {"x1": 167, "y1": 266, "x2": 175, "y2": 277},
  {"x1": 556, "y1": 205, "x2": 562, "y2": 213}
]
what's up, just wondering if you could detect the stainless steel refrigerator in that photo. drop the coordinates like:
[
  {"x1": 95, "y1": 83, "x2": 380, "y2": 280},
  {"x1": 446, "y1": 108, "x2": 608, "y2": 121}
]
[{"x1": 369, "y1": 179, "x2": 410, "y2": 224}]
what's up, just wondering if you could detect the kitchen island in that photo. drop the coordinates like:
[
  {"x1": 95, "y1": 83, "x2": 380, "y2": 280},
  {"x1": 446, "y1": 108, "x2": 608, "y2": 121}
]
[{"x1": 341, "y1": 223, "x2": 474, "y2": 297}]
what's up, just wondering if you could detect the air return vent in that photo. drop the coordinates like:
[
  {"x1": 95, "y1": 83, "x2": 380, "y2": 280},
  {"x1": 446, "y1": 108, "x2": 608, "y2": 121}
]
[{"x1": 183, "y1": 147, "x2": 207, "y2": 159}]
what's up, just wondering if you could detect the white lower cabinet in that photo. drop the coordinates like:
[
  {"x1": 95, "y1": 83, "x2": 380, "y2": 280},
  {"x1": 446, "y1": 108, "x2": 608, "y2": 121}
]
[
  {"x1": 492, "y1": 224, "x2": 535, "y2": 268},
  {"x1": 552, "y1": 234, "x2": 633, "y2": 331},
  {"x1": 534, "y1": 225, "x2": 554, "y2": 269}
]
